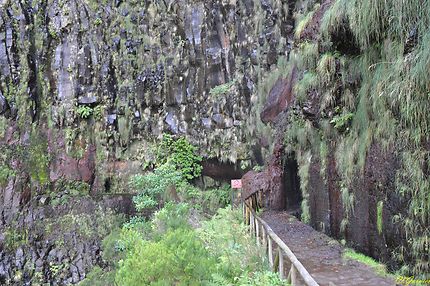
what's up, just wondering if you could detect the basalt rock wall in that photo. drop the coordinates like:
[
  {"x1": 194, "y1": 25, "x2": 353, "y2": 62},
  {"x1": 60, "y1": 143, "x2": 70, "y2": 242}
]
[{"x1": 0, "y1": 0, "x2": 301, "y2": 284}]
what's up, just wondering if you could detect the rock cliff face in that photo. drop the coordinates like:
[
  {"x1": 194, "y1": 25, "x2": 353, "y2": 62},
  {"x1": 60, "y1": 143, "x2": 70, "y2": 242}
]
[
  {"x1": 1, "y1": 0, "x2": 429, "y2": 283},
  {"x1": 0, "y1": 0, "x2": 297, "y2": 284},
  {"x1": 241, "y1": 0, "x2": 430, "y2": 278}
]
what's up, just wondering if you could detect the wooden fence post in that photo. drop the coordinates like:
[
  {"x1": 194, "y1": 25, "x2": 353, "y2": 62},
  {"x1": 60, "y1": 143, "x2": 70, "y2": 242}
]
[
  {"x1": 250, "y1": 213, "x2": 254, "y2": 236},
  {"x1": 255, "y1": 220, "x2": 260, "y2": 245},
  {"x1": 242, "y1": 200, "x2": 320, "y2": 286},
  {"x1": 278, "y1": 246, "x2": 284, "y2": 279},
  {"x1": 268, "y1": 237, "x2": 273, "y2": 269},
  {"x1": 262, "y1": 226, "x2": 267, "y2": 251},
  {"x1": 291, "y1": 264, "x2": 297, "y2": 286}
]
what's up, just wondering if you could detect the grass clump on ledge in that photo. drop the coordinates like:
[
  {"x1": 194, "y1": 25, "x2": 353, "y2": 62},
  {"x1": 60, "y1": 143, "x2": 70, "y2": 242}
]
[
  {"x1": 209, "y1": 80, "x2": 236, "y2": 97},
  {"x1": 343, "y1": 248, "x2": 387, "y2": 277}
]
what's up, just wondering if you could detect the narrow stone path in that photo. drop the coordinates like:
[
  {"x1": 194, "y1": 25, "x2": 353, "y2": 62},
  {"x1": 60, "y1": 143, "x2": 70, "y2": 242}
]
[{"x1": 261, "y1": 210, "x2": 396, "y2": 286}]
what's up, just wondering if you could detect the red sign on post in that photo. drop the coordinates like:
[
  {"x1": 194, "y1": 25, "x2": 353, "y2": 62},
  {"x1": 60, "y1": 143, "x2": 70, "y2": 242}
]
[{"x1": 231, "y1": 179, "x2": 242, "y2": 189}]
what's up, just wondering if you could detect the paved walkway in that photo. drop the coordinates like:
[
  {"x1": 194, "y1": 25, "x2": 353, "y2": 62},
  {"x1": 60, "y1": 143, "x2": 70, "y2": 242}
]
[{"x1": 261, "y1": 210, "x2": 396, "y2": 286}]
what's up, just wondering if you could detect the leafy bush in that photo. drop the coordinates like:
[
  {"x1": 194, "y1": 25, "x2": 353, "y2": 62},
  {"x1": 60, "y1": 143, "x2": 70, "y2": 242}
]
[
  {"x1": 200, "y1": 185, "x2": 231, "y2": 213},
  {"x1": 83, "y1": 204, "x2": 281, "y2": 286},
  {"x1": 157, "y1": 134, "x2": 202, "y2": 180},
  {"x1": 76, "y1": 105, "x2": 93, "y2": 119},
  {"x1": 330, "y1": 112, "x2": 354, "y2": 130},
  {"x1": 198, "y1": 208, "x2": 267, "y2": 281},
  {"x1": 116, "y1": 228, "x2": 216, "y2": 286},
  {"x1": 130, "y1": 162, "x2": 183, "y2": 211},
  {"x1": 177, "y1": 183, "x2": 231, "y2": 214},
  {"x1": 78, "y1": 267, "x2": 115, "y2": 286},
  {"x1": 150, "y1": 202, "x2": 190, "y2": 235},
  {"x1": 93, "y1": 105, "x2": 104, "y2": 120}
]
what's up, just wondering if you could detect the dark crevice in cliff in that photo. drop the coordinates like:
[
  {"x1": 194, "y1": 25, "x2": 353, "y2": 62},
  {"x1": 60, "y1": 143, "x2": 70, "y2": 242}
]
[{"x1": 283, "y1": 155, "x2": 302, "y2": 217}]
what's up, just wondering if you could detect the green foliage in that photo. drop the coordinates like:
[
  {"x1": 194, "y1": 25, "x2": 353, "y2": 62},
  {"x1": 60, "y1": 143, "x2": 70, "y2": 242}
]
[
  {"x1": 27, "y1": 133, "x2": 50, "y2": 185},
  {"x1": 295, "y1": 42, "x2": 319, "y2": 70},
  {"x1": 130, "y1": 162, "x2": 183, "y2": 211},
  {"x1": 198, "y1": 208, "x2": 268, "y2": 281},
  {"x1": 93, "y1": 105, "x2": 104, "y2": 121},
  {"x1": 394, "y1": 150, "x2": 430, "y2": 277},
  {"x1": 0, "y1": 165, "x2": 15, "y2": 187},
  {"x1": 55, "y1": 179, "x2": 90, "y2": 195},
  {"x1": 295, "y1": 9, "x2": 315, "y2": 39},
  {"x1": 4, "y1": 227, "x2": 28, "y2": 251},
  {"x1": 43, "y1": 207, "x2": 123, "y2": 245},
  {"x1": 297, "y1": 151, "x2": 311, "y2": 224},
  {"x1": 76, "y1": 105, "x2": 93, "y2": 119},
  {"x1": 157, "y1": 134, "x2": 203, "y2": 180},
  {"x1": 317, "y1": 53, "x2": 337, "y2": 84},
  {"x1": 78, "y1": 267, "x2": 115, "y2": 286},
  {"x1": 49, "y1": 179, "x2": 91, "y2": 206},
  {"x1": 340, "y1": 185, "x2": 355, "y2": 233},
  {"x1": 252, "y1": 165, "x2": 264, "y2": 172},
  {"x1": 330, "y1": 112, "x2": 354, "y2": 131},
  {"x1": 116, "y1": 227, "x2": 216, "y2": 286},
  {"x1": 293, "y1": 72, "x2": 319, "y2": 103},
  {"x1": 91, "y1": 203, "x2": 279, "y2": 286},
  {"x1": 94, "y1": 18, "x2": 103, "y2": 26},
  {"x1": 178, "y1": 184, "x2": 231, "y2": 214},
  {"x1": 209, "y1": 80, "x2": 236, "y2": 97},
  {"x1": 231, "y1": 271, "x2": 285, "y2": 286},
  {"x1": 151, "y1": 202, "x2": 190, "y2": 236},
  {"x1": 343, "y1": 248, "x2": 387, "y2": 276}
]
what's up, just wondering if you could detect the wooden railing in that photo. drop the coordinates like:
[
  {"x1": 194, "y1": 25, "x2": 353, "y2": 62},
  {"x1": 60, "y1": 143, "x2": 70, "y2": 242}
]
[{"x1": 243, "y1": 193, "x2": 319, "y2": 286}]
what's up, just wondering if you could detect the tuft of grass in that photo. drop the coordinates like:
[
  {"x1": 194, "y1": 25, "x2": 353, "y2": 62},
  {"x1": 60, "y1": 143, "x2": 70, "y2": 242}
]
[
  {"x1": 295, "y1": 42, "x2": 319, "y2": 70},
  {"x1": 295, "y1": 11, "x2": 315, "y2": 39},
  {"x1": 317, "y1": 53, "x2": 337, "y2": 84},
  {"x1": 209, "y1": 80, "x2": 236, "y2": 97},
  {"x1": 294, "y1": 72, "x2": 319, "y2": 103},
  {"x1": 343, "y1": 248, "x2": 387, "y2": 276}
]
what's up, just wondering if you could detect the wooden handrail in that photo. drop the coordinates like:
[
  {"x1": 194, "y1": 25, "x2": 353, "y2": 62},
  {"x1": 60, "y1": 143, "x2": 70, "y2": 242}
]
[{"x1": 243, "y1": 195, "x2": 319, "y2": 286}]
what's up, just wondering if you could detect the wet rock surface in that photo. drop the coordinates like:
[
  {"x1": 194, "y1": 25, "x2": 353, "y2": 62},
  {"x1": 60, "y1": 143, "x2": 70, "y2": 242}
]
[
  {"x1": 0, "y1": 0, "x2": 297, "y2": 284},
  {"x1": 261, "y1": 66, "x2": 298, "y2": 124},
  {"x1": 0, "y1": 194, "x2": 132, "y2": 285}
]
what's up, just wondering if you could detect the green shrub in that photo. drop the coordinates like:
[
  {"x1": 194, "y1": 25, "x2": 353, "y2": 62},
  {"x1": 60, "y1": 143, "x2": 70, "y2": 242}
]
[
  {"x1": 198, "y1": 208, "x2": 266, "y2": 281},
  {"x1": 233, "y1": 271, "x2": 285, "y2": 285},
  {"x1": 93, "y1": 203, "x2": 281, "y2": 286},
  {"x1": 157, "y1": 134, "x2": 202, "y2": 180},
  {"x1": 116, "y1": 228, "x2": 216, "y2": 286},
  {"x1": 78, "y1": 267, "x2": 115, "y2": 286},
  {"x1": 150, "y1": 202, "x2": 191, "y2": 237},
  {"x1": 330, "y1": 112, "x2": 354, "y2": 131},
  {"x1": 76, "y1": 105, "x2": 93, "y2": 119},
  {"x1": 130, "y1": 162, "x2": 183, "y2": 211},
  {"x1": 177, "y1": 183, "x2": 231, "y2": 214},
  {"x1": 200, "y1": 185, "x2": 231, "y2": 213},
  {"x1": 293, "y1": 72, "x2": 319, "y2": 103}
]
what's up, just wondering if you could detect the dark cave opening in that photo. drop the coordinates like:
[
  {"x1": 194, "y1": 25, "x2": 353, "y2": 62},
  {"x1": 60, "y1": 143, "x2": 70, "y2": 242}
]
[
  {"x1": 104, "y1": 178, "x2": 111, "y2": 193},
  {"x1": 283, "y1": 156, "x2": 302, "y2": 218}
]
